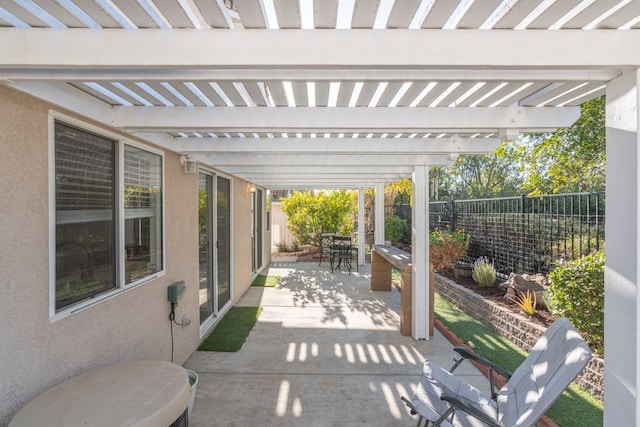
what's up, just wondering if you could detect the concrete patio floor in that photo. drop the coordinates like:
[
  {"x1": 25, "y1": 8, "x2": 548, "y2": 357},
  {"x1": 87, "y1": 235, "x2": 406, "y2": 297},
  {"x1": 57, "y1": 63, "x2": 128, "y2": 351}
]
[{"x1": 185, "y1": 261, "x2": 488, "y2": 426}]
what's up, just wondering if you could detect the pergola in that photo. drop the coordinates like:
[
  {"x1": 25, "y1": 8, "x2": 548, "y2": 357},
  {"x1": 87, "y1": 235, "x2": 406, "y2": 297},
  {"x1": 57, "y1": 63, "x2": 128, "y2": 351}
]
[{"x1": 1, "y1": 1, "x2": 640, "y2": 424}]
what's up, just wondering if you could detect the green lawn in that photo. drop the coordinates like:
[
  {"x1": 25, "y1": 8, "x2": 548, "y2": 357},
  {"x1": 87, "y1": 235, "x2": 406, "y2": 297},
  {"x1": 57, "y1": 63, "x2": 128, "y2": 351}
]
[
  {"x1": 251, "y1": 274, "x2": 281, "y2": 287},
  {"x1": 435, "y1": 294, "x2": 603, "y2": 426},
  {"x1": 198, "y1": 306, "x2": 263, "y2": 352}
]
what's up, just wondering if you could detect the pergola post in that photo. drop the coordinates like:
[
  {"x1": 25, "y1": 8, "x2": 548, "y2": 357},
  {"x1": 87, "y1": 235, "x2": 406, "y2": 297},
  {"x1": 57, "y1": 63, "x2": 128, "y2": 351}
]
[
  {"x1": 358, "y1": 188, "x2": 365, "y2": 266},
  {"x1": 374, "y1": 182, "x2": 385, "y2": 245},
  {"x1": 412, "y1": 165, "x2": 430, "y2": 340},
  {"x1": 604, "y1": 69, "x2": 640, "y2": 426}
]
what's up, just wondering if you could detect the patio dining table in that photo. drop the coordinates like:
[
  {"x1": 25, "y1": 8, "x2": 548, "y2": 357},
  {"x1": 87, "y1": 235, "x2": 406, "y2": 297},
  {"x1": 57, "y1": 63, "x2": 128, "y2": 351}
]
[{"x1": 318, "y1": 233, "x2": 358, "y2": 272}]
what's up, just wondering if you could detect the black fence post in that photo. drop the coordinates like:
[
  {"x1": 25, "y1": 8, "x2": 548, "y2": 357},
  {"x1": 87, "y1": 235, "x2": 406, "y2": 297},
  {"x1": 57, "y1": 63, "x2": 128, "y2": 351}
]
[{"x1": 450, "y1": 199, "x2": 457, "y2": 231}]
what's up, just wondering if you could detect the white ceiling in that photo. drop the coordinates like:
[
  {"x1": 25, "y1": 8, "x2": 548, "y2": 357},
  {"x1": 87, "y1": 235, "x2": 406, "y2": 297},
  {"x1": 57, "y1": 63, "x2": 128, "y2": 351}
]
[{"x1": 1, "y1": 0, "x2": 639, "y2": 189}]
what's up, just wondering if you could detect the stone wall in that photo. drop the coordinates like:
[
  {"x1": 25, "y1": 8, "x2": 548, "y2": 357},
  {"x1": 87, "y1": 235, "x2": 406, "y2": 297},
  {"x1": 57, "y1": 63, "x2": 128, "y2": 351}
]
[{"x1": 435, "y1": 274, "x2": 604, "y2": 400}]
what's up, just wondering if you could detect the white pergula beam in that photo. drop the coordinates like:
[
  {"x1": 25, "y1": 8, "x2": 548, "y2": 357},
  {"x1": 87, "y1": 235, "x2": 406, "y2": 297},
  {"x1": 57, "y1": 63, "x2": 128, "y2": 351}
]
[
  {"x1": 176, "y1": 137, "x2": 502, "y2": 155},
  {"x1": 218, "y1": 165, "x2": 415, "y2": 175},
  {"x1": 2, "y1": 29, "x2": 639, "y2": 69},
  {"x1": 231, "y1": 171, "x2": 411, "y2": 179},
  {"x1": 1, "y1": 68, "x2": 620, "y2": 82},
  {"x1": 113, "y1": 107, "x2": 580, "y2": 133},
  {"x1": 258, "y1": 183, "x2": 379, "y2": 190},
  {"x1": 191, "y1": 153, "x2": 455, "y2": 166},
  {"x1": 243, "y1": 178, "x2": 402, "y2": 185},
  {"x1": 10, "y1": 82, "x2": 113, "y2": 124}
]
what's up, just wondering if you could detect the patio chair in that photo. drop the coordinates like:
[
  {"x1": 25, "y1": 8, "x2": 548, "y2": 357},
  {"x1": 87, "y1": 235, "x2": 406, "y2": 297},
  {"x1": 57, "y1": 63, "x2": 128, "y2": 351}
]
[
  {"x1": 330, "y1": 236, "x2": 354, "y2": 274},
  {"x1": 401, "y1": 317, "x2": 591, "y2": 427},
  {"x1": 318, "y1": 232, "x2": 336, "y2": 266}
]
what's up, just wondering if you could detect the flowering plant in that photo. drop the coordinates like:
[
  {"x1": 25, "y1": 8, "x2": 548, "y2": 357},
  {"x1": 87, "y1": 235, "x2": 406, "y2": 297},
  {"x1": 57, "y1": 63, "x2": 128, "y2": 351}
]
[{"x1": 472, "y1": 256, "x2": 496, "y2": 288}]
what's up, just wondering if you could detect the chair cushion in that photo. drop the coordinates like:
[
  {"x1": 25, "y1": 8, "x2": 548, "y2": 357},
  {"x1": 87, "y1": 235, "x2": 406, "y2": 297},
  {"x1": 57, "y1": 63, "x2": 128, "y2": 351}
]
[
  {"x1": 496, "y1": 317, "x2": 591, "y2": 426},
  {"x1": 412, "y1": 360, "x2": 497, "y2": 427}
]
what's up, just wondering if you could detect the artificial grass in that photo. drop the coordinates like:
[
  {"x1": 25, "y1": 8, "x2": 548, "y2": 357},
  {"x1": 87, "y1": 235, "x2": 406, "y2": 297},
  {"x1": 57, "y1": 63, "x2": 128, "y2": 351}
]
[
  {"x1": 198, "y1": 306, "x2": 263, "y2": 352},
  {"x1": 251, "y1": 274, "x2": 281, "y2": 287},
  {"x1": 391, "y1": 266, "x2": 402, "y2": 285},
  {"x1": 435, "y1": 293, "x2": 604, "y2": 427}
]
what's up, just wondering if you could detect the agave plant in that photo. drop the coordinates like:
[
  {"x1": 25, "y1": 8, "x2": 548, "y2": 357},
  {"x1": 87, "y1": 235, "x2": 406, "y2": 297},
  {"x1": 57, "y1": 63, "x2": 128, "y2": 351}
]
[{"x1": 512, "y1": 290, "x2": 537, "y2": 316}]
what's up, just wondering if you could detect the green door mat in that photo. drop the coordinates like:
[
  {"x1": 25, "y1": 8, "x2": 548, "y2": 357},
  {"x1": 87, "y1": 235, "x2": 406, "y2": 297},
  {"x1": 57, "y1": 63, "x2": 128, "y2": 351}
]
[{"x1": 199, "y1": 306, "x2": 263, "y2": 352}]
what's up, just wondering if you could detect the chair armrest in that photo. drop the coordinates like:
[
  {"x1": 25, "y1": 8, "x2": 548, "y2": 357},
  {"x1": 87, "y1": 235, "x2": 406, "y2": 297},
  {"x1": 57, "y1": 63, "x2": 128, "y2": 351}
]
[
  {"x1": 452, "y1": 346, "x2": 513, "y2": 379},
  {"x1": 440, "y1": 391, "x2": 505, "y2": 427}
]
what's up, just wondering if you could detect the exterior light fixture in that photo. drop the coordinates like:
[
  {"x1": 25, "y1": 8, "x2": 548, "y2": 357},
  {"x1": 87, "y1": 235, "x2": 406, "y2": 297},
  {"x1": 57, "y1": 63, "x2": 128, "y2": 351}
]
[{"x1": 180, "y1": 155, "x2": 198, "y2": 174}]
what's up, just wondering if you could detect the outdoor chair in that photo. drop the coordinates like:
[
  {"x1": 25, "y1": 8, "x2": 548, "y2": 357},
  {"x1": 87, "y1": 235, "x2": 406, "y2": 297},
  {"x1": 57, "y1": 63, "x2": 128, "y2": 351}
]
[
  {"x1": 318, "y1": 232, "x2": 336, "y2": 266},
  {"x1": 330, "y1": 236, "x2": 354, "y2": 275},
  {"x1": 401, "y1": 317, "x2": 591, "y2": 427}
]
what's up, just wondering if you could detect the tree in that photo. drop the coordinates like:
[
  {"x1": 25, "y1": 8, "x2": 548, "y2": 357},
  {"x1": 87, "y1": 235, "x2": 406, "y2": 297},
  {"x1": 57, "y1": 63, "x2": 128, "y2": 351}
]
[
  {"x1": 280, "y1": 190, "x2": 355, "y2": 246},
  {"x1": 517, "y1": 96, "x2": 605, "y2": 195},
  {"x1": 431, "y1": 141, "x2": 524, "y2": 200},
  {"x1": 429, "y1": 96, "x2": 605, "y2": 199}
]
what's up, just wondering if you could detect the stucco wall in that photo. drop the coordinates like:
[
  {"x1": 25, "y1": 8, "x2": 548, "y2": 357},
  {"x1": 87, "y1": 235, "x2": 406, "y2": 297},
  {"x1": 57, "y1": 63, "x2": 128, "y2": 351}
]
[
  {"x1": 232, "y1": 177, "x2": 254, "y2": 301},
  {"x1": 0, "y1": 87, "x2": 201, "y2": 425}
]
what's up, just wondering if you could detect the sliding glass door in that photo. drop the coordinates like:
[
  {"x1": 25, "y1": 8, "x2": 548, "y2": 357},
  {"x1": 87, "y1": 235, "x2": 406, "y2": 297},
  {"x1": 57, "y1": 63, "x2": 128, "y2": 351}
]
[
  {"x1": 199, "y1": 172, "x2": 232, "y2": 327},
  {"x1": 216, "y1": 176, "x2": 231, "y2": 311},
  {"x1": 251, "y1": 188, "x2": 264, "y2": 273}
]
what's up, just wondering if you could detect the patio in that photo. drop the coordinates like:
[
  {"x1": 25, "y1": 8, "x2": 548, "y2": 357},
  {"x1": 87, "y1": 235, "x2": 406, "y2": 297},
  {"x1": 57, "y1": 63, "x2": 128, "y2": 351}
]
[
  {"x1": 184, "y1": 262, "x2": 488, "y2": 426},
  {"x1": 2, "y1": 2, "x2": 640, "y2": 424}
]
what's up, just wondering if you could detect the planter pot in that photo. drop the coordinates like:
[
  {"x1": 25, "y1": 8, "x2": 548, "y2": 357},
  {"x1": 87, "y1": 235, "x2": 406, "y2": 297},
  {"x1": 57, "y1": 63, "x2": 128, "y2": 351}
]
[
  {"x1": 453, "y1": 262, "x2": 473, "y2": 279},
  {"x1": 186, "y1": 369, "x2": 198, "y2": 417}
]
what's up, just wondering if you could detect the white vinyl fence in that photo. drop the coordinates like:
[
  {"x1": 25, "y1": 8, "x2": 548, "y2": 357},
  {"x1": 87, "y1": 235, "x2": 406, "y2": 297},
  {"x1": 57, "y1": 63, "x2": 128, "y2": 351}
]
[{"x1": 271, "y1": 202, "x2": 296, "y2": 252}]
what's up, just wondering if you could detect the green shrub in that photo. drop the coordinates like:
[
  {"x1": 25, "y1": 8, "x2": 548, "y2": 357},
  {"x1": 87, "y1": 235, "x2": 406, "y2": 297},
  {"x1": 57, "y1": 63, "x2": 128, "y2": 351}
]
[
  {"x1": 429, "y1": 228, "x2": 469, "y2": 271},
  {"x1": 276, "y1": 242, "x2": 289, "y2": 252},
  {"x1": 472, "y1": 256, "x2": 496, "y2": 287},
  {"x1": 385, "y1": 216, "x2": 408, "y2": 244},
  {"x1": 276, "y1": 241, "x2": 299, "y2": 253},
  {"x1": 281, "y1": 190, "x2": 354, "y2": 246},
  {"x1": 548, "y1": 250, "x2": 604, "y2": 354}
]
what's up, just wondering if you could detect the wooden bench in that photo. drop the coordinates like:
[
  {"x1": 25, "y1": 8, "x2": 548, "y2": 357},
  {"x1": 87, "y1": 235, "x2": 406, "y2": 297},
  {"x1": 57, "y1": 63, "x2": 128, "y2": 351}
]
[{"x1": 371, "y1": 245, "x2": 433, "y2": 337}]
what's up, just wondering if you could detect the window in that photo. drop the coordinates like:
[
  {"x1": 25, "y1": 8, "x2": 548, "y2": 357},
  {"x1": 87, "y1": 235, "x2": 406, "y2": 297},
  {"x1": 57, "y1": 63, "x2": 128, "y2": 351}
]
[
  {"x1": 124, "y1": 145, "x2": 163, "y2": 283},
  {"x1": 53, "y1": 119, "x2": 164, "y2": 315}
]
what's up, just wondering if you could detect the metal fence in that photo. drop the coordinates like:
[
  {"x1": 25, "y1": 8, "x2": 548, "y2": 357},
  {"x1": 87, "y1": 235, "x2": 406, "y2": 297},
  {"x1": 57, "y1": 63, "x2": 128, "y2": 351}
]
[{"x1": 428, "y1": 193, "x2": 604, "y2": 275}]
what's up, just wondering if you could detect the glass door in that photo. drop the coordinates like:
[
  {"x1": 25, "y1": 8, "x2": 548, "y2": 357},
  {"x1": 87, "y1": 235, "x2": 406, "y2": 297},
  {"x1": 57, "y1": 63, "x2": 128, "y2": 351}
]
[
  {"x1": 199, "y1": 172, "x2": 232, "y2": 327},
  {"x1": 198, "y1": 173, "x2": 213, "y2": 324},
  {"x1": 216, "y1": 176, "x2": 231, "y2": 310},
  {"x1": 250, "y1": 189, "x2": 264, "y2": 273},
  {"x1": 256, "y1": 189, "x2": 263, "y2": 272}
]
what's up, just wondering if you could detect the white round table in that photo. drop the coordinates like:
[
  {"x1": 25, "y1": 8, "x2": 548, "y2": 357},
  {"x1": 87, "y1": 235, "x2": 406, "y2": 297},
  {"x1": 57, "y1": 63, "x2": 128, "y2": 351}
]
[{"x1": 10, "y1": 360, "x2": 191, "y2": 427}]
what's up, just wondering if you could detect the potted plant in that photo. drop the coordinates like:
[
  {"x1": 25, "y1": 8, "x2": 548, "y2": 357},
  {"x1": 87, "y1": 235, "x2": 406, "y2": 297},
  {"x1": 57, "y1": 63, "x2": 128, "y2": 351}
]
[
  {"x1": 453, "y1": 261, "x2": 473, "y2": 278},
  {"x1": 429, "y1": 228, "x2": 470, "y2": 272},
  {"x1": 186, "y1": 369, "x2": 199, "y2": 416}
]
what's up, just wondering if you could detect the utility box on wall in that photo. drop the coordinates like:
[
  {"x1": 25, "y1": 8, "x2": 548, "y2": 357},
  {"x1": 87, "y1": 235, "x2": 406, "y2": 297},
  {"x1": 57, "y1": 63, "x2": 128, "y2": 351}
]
[{"x1": 167, "y1": 281, "x2": 186, "y2": 303}]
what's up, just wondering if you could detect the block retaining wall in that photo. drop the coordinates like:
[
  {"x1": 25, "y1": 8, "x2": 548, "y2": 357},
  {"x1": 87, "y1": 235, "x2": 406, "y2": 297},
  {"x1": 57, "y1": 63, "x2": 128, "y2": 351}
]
[{"x1": 434, "y1": 273, "x2": 604, "y2": 400}]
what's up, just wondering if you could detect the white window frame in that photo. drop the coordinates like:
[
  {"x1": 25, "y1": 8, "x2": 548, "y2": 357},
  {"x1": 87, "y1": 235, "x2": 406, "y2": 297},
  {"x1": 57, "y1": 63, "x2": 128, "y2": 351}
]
[{"x1": 48, "y1": 112, "x2": 166, "y2": 321}]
